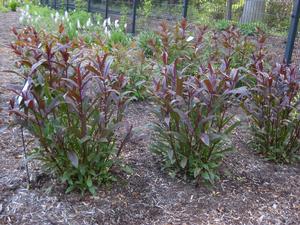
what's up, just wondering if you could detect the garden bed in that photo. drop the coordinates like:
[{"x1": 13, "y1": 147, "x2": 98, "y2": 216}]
[{"x1": 0, "y1": 11, "x2": 299, "y2": 225}]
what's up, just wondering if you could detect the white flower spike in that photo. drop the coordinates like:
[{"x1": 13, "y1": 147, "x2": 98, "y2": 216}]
[
  {"x1": 103, "y1": 19, "x2": 107, "y2": 28},
  {"x1": 186, "y1": 36, "x2": 194, "y2": 42},
  {"x1": 77, "y1": 19, "x2": 81, "y2": 29},
  {"x1": 114, "y1": 20, "x2": 119, "y2": 28}
]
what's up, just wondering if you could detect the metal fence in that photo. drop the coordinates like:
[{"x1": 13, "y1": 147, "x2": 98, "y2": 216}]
[
  {"x1": 33, "y1": 0, "x2": 300, "y2": 63},
  {"x1": 37, "y1": 1, "x2": 294, "y2": 33},
  {"x1": 39, "y1": 0, "x2": 189, "y2": 34}
]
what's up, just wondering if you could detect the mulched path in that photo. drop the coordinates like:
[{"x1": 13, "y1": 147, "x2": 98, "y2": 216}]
[{"x1": 0, "y1": 11, "x2": 299, "y2": 225}]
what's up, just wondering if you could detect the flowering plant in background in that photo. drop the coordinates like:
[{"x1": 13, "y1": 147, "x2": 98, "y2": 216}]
[
  {"x1": 18, "y1": 4, "x2": 131, "y2": 45},
  {"x1": 101, "y1": 17, "x2": 131, "y2": 49},
  {"x1": 18, "y1": 4, "x2": 103, "y2": 41},
  {"x1": 102, "y1": 17, "x2": 128, "y2": 37}
]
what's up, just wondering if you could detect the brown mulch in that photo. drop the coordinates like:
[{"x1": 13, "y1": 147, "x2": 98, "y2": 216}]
[{"x1": 0, "y1": 11, "x2": 300, "y2": 225}]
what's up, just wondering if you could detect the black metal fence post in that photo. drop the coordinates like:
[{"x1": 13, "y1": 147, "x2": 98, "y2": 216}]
[
  {"x1": 226, "y1": 0, "x2": 233, "y2": 20},
  {"x1": 88, "y1": 0, "x2": 91, "y2": 12},
  {"x1": 285, "y1": 0, "x2": 300, "y2": 64},
  {"x1": 105, "y1": 0, "x2": 109, "y2": 19},
  {"x1": 182, "y1": 0, "x2": 188, "y2": 18},
  {"x1": 132, "y1": 0, "x2": 138, "y2": 34},
  {"x1": 66, "y1": 0, "x2": 69, "y2": 11},
  {"x1": 53, "y1": 0, "x2": 57, "y2": 9}
]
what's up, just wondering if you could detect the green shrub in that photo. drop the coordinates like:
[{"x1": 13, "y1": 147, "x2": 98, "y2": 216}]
[
  {"x1": 9, "y1": 26, "x2": 132, "y2": 194},
  {"x1": 109, "y1": 43, "x2": 151, "y2": 101},
  {"x1": 9, "y1": 0, "x2": 18, "y2": 11},
  {"x1": 264, "y1": 0, "x2": 292, "y2": 33},
  {"x1": 69, "y1": 10, "x2": 91, "y2": 27},
  {"x1": 193, "y1": 0, "x2": 226, "y2": 21},
  {"x1": 242, "y1": 45, "x2": 300, "y2": 163},
  {"x1": 75, "y1": 0, "x2": 87, "y2": 11},
  {"x1": 238, "y1": 22, "x2": 267, "y2": 36},
  {"x1": 119, "y1": 3, "x2": 130, "y2": 29},
  {"x1": 215, "y1": 19, "x2": 234, "y2": 31},
  {"x1": 137, "y1": 30, "x2": 161, "y2": 57},
  {"x1": 107, "y1": 29, "x2": 131, "y2": 48},
  {"x1": 141, "y1": 0, "x2": 153, "y2": 19},
  {"x1": 151, "y1": 52, "x2": 244, "y2": 184},
  {"x1": 0, "y1": 5, "x2": 9, "y2": 13}
]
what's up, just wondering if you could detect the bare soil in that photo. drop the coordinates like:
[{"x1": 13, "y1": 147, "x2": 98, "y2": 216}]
[{"x1": 0, "y1": 12, "x2": 299, "y2": 225}]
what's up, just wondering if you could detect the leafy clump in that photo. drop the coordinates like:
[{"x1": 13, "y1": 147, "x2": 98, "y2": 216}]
[
  {"x1": 111, "y1": 47, "x2": 152, "y2": 101},
  {"x1": 150, "y1": 20, "x2": 262, "y2": 76},
  {"x1": 137, "y1": 30, "x2": 161, "y2": 57},
  {"x1": 242, "y1": 47, "x2": 300, "y2": 163},
  {"x1": 9, "y1": 26, "x2": 132, "y2": 194},
  {"x1": 238, "y1": 22, "x2": 266, "y2": 36},
  {"x1": 9, "y1": 0, "x2": 18, "y2": 11},
  {"x1": 264, "y1": 0, "x2": 293, "y2": 34},
  {"x1": 151, "y1": 52, "x2": 244, "y2": 184},
  {"x1": 215, "y1": 19, "x2": 235, "y2": 31}
]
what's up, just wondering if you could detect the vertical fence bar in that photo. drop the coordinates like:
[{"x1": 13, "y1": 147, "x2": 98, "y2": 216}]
[
  {"x1": 53, "y1": 0, "x2": 57, "y2": 9},
  {"x1": 105, "y1": 0, "x2": 109, "y2": 19},
  {"x1": 285, "y1": 0, "x2": 300, "y2": 64},
  {"x1": 182, "y1": 0, "x2": 188, "y2": 18},
  {"x1": 226, "y1": 0, "x2": 233, "y2": 20},
  {"x1": 132, "y1": 0, "x2": 138, "y2": 34},
  {"x1": 88, "y1": 0, "x2": 91, "y2": 12},
  {"x1": 66, "y1": 0, "x2": 69, "y2": 11}
]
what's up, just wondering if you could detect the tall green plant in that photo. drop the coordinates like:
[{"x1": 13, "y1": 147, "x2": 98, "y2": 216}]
[
  {"x1": 142, "y1": 0, "x2": 152, "y2": 18},
  {"x1": 75, "y1": 0, "x2": 87, "y2": 11}
]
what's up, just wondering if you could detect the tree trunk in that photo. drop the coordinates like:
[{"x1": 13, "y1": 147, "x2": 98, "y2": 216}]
[{"x1": 240, "y1": 0, "x2": 266, "y2": 23}]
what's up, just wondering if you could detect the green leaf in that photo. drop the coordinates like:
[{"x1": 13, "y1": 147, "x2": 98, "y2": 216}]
[
  {"x1": 202, "y1": 164, "x2": 209, "y2": 171},
  {"x1": 167, "y1": 149, "x2": 174, "y2": 161},
  {"x1": 194, "y1": 168, "x2": 201, "y2": 178},
  {"x1": 122, "y1": 165, "x2": 134, "y2": 174},
  {"x1": 86, "y1": 177, "x2": 93, "y2": 188},
  {"x1": 65, "y1": 185, "x2": 75, "y2": 194},
  {"x1": 180, "y1": 157, "x2": 187, "y2": 168},
  {"x1": 224, "y1": 121, "x2": 241, "y2": 135},
  {"x1": 80, "y1": 136, "x2": 91, "y2": 144},
  {"x1": 79, "y1": 165, "x2": 86, "y2": 175},
  {"x1": 88, "y1": 186, "x2": 96, "y2": 195},
  {"x1": 202, "y1": 172, "x2": 210, "y2": 181},
  {"x1": 61, "y1": 171, "x2": 70, "y2": 183}
]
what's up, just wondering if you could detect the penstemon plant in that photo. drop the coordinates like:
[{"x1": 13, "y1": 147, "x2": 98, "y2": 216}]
[
  {"x1": 242, "y1": 55, "x2": 300, "y2": 163},
  {"x1": 151, "y1": 52, "x2": 245, "y2": 184},
  {"x1": 9, "y1": 25, "x2": 132, "y2": 194},
  {"x1": 148, "y1": 20, "x2": 264, "y2": 79}
]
